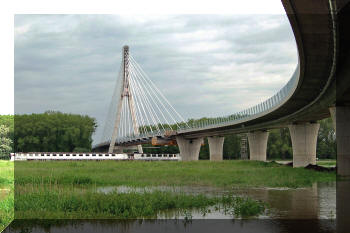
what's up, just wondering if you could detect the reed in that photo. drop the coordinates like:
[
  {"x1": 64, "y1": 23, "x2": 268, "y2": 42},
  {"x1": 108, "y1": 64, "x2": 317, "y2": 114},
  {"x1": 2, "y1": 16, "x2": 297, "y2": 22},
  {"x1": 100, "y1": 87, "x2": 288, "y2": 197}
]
[{"x1": 15, "y1": 184, "x2": 266, "y2": 219}]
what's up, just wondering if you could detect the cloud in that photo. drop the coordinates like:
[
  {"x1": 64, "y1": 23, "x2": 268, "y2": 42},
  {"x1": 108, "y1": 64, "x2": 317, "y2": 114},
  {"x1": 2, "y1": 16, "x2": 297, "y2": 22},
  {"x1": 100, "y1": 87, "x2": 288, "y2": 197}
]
[{"x1": 14, "y1": 14, "x2": 298, "y2": 143}]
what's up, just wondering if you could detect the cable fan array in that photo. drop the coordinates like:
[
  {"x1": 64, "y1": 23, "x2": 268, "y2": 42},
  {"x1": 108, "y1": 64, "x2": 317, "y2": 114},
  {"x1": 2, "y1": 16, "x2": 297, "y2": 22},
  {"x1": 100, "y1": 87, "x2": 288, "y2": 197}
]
[{"x1": 100, "y1": 54, "x2": 189, "y2": 144}]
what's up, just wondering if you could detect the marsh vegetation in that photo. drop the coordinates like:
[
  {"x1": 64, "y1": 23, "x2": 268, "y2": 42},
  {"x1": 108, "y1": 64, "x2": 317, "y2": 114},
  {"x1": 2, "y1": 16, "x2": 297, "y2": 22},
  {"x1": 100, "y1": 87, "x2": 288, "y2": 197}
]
[
  {"x1": 11, "y1": 160, "x2": 336, "y2": 221},
  {"x1": 15, "y1": 184, "x2": 266, "y2": 219},
  {"x1": 0, "y1": 161, "x2": 14, "y2": 232}
]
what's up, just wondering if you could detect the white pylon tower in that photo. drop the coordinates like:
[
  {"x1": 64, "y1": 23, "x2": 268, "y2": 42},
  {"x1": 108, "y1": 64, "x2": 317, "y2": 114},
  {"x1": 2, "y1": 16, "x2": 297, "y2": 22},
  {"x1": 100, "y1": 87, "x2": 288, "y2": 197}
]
[{"x1": 108, "y1": 45, "x2": 143, "y2": 153}]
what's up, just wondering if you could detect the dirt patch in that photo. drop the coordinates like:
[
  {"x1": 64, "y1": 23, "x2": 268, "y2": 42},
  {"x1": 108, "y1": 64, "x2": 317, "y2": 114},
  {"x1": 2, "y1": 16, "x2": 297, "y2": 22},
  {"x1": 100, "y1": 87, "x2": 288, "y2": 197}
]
[
  {"x1": 0, "y1": 189, "x2": 10, "y2": 200},
  {"x1": 272, "y1": 161, "x2": 335, "y2": 172}
]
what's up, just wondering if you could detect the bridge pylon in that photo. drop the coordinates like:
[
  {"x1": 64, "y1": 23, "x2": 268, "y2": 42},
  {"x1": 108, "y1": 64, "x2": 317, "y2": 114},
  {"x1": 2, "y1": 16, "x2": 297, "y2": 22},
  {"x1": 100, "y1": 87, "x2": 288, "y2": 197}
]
[{"x1": 108, "y1": 46, "x2": 143, "y2": 153}]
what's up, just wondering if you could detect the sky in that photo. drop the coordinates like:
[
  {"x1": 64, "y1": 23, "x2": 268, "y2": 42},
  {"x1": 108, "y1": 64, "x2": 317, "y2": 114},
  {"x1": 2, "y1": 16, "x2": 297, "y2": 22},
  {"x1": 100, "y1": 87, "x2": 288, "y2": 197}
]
[{"x1": 13, "y1": 13, "x2": 298, "y2": 143}]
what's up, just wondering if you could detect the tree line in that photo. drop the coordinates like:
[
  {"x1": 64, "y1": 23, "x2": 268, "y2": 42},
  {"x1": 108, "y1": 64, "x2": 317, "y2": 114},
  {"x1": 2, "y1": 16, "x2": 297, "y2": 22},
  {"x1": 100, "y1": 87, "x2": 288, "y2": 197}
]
[{"x1": 0, "y1": 111, "x2": 97, "y2": 153}]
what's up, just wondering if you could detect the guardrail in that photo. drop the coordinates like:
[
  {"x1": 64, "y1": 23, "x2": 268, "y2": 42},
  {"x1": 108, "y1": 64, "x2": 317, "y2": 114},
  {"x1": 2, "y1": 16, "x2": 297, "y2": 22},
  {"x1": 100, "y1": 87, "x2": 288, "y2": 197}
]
[{"x1": 10, "y1": 153, "x2": 180, "y2": 161}]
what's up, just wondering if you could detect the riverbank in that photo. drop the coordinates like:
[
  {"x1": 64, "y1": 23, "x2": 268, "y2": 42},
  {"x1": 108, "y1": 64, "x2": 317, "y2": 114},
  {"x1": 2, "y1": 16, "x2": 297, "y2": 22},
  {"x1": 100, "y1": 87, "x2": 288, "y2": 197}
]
[{"x1": 0, "y1": 161, "x2": 14, "y2": 232}]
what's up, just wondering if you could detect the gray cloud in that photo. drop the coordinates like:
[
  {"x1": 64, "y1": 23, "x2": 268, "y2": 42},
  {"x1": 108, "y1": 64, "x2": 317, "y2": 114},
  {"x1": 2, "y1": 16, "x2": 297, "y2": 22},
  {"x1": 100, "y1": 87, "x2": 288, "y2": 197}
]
[{"x1": 14, "y1": 14, "x2": 297, "y2": 143}]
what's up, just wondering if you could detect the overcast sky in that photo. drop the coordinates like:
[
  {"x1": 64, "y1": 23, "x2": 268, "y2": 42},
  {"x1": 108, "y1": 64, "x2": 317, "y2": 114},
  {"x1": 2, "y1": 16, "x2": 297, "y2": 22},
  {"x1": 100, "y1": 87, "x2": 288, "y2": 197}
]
[{"x1": 14, "y1": 14, "x2": 297, "y2": 142}]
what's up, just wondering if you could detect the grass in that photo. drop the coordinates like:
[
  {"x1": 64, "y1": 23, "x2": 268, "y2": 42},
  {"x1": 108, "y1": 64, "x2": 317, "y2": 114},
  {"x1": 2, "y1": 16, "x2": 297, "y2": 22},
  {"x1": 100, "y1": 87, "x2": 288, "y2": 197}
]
[
  {"x1": 317, "y1": 159, "x2": 336, "y2": 167},
  {"x1": 15, "y1": 160, "x2": 336, "y2": 189},
  {"x1": 14, "y1": 184, "x2": 265, "y2": 219},
  {"x1": 0, "y1": 161, "x2": 14, "y2": 232}
]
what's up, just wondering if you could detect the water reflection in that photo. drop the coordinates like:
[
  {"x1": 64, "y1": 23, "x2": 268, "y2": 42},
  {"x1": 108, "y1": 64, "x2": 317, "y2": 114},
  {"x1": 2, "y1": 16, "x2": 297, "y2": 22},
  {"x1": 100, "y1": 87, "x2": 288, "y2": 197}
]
[
  {"x1": 98, "y1": 182, "x2": 336, "y2": 219},
  {"x1": 231, "y1": 182, "x2": 336, "y2": 219},
  {"x1": 97, "y1": 185, "x2": 224, "y2": 196},
  {"x1": 337, "y1": 178, "x2": 350, "y2": 233},
  {"x1": 4, "y1": 219, "x2": 336, "y2": 233}
]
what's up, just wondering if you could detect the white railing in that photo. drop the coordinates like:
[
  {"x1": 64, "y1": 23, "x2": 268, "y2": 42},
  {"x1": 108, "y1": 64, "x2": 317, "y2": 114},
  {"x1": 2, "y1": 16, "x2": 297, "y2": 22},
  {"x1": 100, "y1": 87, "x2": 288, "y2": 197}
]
[{"x1": 10, "y1": 153, "x2": 180, "y2": 161}]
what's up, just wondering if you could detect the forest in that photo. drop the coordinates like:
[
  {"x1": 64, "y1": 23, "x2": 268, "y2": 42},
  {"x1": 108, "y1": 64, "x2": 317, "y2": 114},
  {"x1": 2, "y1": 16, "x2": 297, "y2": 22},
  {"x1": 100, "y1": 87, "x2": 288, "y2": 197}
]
[
  {"x1": 0, "y1": 113, "x2": 336, "y2": 159},
  {"x1": 0, "y1": 111, "x2": 96, "y2": 153},
  {"x1": 0, "y1": 115, "x2": 14, "y2": 158}
]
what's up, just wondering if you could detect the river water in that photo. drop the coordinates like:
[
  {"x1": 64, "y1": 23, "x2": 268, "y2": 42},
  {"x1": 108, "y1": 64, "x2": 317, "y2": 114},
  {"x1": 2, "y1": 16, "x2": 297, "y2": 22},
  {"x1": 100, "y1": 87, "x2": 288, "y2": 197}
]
[{"x1": 97, "y1": 182, "x2": 336, "y2": 219}]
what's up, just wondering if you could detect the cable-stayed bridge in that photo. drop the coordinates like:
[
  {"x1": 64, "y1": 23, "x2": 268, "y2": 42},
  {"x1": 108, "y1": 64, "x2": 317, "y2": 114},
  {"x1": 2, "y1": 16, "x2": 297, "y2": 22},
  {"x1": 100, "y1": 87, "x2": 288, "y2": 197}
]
[
  {"x1": 97, "y1": 46, "x2": 189, "y2": 154},
  {"x1": 93, "y1": 0, "x2": 350, "y2": 176}
]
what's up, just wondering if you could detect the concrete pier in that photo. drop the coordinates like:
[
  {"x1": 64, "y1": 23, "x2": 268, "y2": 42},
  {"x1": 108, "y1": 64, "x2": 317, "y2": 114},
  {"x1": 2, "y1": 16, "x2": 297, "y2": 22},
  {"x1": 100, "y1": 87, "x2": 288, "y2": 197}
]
[
  {"x1": 329, "y1": 106, "x2": 336, "y2": 129},
  {"x1": 247, "y1": 131, "x2": 269, "y2": 161},
  {"x1": 288, "y1": 123, "x2": 320, "y2": 167},
  {"x1": 331, "y1": 107, "x2": 350, "y2": 232},
  {"x1": 208, "y1": 136, "x2": 225, "y2": 161},
  {"x1": 176, "y1": 136, "x2": 203, "y2": 161},
  {"x1": 330, "y1": 106, "x2": 350, "y2": 176}
]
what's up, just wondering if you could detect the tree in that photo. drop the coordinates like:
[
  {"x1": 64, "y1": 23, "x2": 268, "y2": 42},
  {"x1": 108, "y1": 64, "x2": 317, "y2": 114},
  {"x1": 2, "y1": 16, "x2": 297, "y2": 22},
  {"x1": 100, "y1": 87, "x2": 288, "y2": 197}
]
[
  {"x1": 73, "y1": 147, "x2": 90, "y2": 153},
  {"x1": 267, "y1": 128, "x2": 292, "y2": 160},
  {"x1": 199, "y1": 138, "x2": 209, "y2": 159},
  {"x1": 14, "y1": 111, "x2": 97, "y2": 152},
  {"x1": 223, "y1": 134, "x2": 241, "y2": 159},
  {"x1": 0, "y1": 125, "x2": 12, "y2": 156},
  {"x1": 317, "y1": 118, "x2": 336, "y2": 159}
]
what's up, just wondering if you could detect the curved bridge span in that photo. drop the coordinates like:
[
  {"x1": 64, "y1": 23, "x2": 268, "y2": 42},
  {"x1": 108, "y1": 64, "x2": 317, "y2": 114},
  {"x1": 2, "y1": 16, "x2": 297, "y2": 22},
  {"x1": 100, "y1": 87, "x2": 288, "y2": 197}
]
[{"x1": 94, "y1": 0, "x2": 350, "y2": 175}]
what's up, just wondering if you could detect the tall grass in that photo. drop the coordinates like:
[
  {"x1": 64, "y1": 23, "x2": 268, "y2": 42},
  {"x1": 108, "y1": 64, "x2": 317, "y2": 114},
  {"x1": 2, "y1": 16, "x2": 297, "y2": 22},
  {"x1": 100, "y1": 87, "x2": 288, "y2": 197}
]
[
  {"x1": 15, "y1": 160, "x2": 336, "y2": 188},
  {"x1": 0, "y1": 161, "x2": 14, "y2": 232},
  {"x1": 15, "y1": 184, "x2": 265, "y2": 219}
]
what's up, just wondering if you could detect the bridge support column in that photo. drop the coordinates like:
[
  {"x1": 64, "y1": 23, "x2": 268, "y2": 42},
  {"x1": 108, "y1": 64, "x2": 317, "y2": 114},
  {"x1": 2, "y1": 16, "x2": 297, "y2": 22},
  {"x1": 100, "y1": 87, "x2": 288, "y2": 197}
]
[
  {"x1": 247, "y1": 131, "x2": 269, "y2": 161},
  {"x1": 208, "y1": 136, "x2": 224, "y2": 161},
  {"x1": 331, "y1": 107, "x2": 350, "y2": 233},
  {"x1": 176, "y1": 136, "x2": 203, "y2": 161},
  {"x1": 288, "y1": 123, "x2": 320, "y2": 167},
  {"x1": 330, "y1": 106, "x2": 350, "y2": 176}
]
